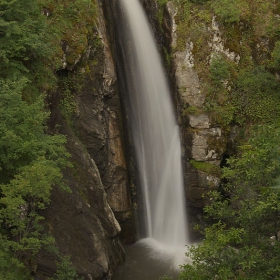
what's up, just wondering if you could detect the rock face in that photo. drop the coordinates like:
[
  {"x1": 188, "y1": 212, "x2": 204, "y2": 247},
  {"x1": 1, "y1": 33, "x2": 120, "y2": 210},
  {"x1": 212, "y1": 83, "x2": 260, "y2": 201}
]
[
  {"x1": 37, "y1": 2, "x2": 134, "y2": 279},
  {"x1": 37, "y1": 119, "x2": 125, "y2": 279},
  {"x1": 163, "y1": 3, "x2": 229, "y2": 211},
  {"x1": 174, "y1": 51, "x2": 205, "y2": 108}
]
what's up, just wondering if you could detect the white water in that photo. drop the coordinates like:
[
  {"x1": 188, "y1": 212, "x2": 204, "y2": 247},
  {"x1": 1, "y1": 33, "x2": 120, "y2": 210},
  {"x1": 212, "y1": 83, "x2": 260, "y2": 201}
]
[{"x1": 120, "y1": 0, "x2": 190, "y2": 269}]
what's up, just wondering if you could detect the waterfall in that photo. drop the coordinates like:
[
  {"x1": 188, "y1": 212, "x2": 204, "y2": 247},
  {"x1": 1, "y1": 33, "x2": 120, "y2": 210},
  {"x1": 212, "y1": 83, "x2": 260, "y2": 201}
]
[{"x1": 119, "y1": 0, "x2": 190, "y2": 268}]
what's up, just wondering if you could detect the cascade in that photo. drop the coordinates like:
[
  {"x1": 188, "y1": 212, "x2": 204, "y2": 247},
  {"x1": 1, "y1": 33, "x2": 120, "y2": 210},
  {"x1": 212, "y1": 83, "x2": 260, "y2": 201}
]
[{"x1": 119, "y1": 0, "x2": 190, "y2": 268}]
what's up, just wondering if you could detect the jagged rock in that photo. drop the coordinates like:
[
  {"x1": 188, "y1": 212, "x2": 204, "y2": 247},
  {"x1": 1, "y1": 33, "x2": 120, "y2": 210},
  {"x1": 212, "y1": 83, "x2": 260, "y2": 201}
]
[
  {"x1": 37, "y1": 3, "x2": 134, "y2": 278},
  {"x1": 209, "y1": 16, "x2": 241, "y2": 63},
  {"x1": 165, "y1": 3, "x2": 228, "y2": 212},
  {"x1": 189, "y1": 114, "x2": 210, "y2": 129},
  {"x1": 166, "y1": 2, "x2": 178, "y2": 48},
  {"x1": 192, "y1": 134, "x2": 208, "y2": 161},
  {"x1": 174, "y1": 51, "x2": 205, "y2": 107},
  {"x1": 106, "y1": 111, "x2": 129, "y2": 213},
  {"x1": 37, "y1": 114, "x2": 124, "y2": 279},
  {"x1": 186, "y1": 167, "x2": 220, "y2": 208}
]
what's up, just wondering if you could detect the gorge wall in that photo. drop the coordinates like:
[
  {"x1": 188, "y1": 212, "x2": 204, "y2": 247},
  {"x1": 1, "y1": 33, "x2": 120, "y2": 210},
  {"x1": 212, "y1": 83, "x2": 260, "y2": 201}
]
[
  {"x1": 36, "y1": 1, "x2": 134, "y2": 279},
  {"x1": 36, "y1": 0, "x2": 280, "y2": 278}
]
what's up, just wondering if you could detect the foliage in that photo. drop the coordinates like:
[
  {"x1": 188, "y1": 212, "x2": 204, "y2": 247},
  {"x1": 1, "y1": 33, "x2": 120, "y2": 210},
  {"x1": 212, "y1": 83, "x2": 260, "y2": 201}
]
[
  {"x1": 0, "y1": 0, "x2": 99, "y2": 277},
  {"x1": 156, "y1": 0, "x2": 168, "y2": 28},
  {"x1": 0, "y1": 0, "x2": 48, "y2": 78},
  {"x1": 159, "y1": 276, "x2": 173, "y2": 280},
  {"x1": 0, "y1": 77, "x2": 70, "y2": 277},
  {"x1": 0, "y1": 0, "x2": 58, "y2": 97},
  {"x1": 209, "y1": 103, "x2": 235, "y2": 127},
  {"x1": 50, "y1": 256, "x2": 84, "y2": 280},
  {"x1": 0, "y1": 78, "x2": 68, "y2": 181},
  {"x1": 190, "y1": 160, "x2": 221, "y2": 177},
  {"x1": 204, "y1": 55, "x2": 236, "y2": 126},
  {"x1": 179, "y1": 124, "x2": 280, "y2": 279},
  {"x1": 222, "y1": 125, "x2": 280, "y2": 189},
  {"x1": 211, "y1": 0, "x2": 250, "y2": 23},
  {"x1": 38, "y1": 0, "x2": 97, "y2": 68},
  {"x1": 0, "y1": 249, "x2": 32, "y2": 280},
  {"x1": 231, "y1": 67, "x2": 280, "y2": 125},
  {"x1": 182, "y1": 105, "x2": 201, "y2": 116},
  {"x1": 271, "y1": 41, "x2": 280, "y2": 70},
  {"x1": 58, "y1": 76, "x2": 77, "y2": 125},
  {"x1": 209, "y1": 55, "x2": 231, "y2": 87},
  {"x1": 157, "y1": 0, "x2": 168, "y2": 7},
  {"x1": 0, "y1": 0, "x2": 83, "y2": 276},
  {"x1": 188, "y1": 0, "x2": 209, "y2": 4},
  {"x1": 170, "y1": 1, "x2": 280, "y2": 279}
]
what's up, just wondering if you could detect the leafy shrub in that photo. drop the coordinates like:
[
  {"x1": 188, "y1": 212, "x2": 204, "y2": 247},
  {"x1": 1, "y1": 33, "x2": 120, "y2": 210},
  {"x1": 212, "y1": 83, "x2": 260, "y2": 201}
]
[
  {"x1": 0, "y1": 78, "x2": 70, "y2": 279},
  {"x1": 190, "y1": 160, "x2": 221, "y2": 177},
  {"x1": 51, "y1": 256, "x2": 83, "y2": 280},
  {"x1": 271, "y1": 41, "x2": 280, "y2": 70},
  {"x1": 211, "y1": 0, "x2": 250, "y2": 23},
  {"x1": 157, "y1": 0, "x2": 168, "y2": 7},
  {"x1": 231, "y1": 67, "x2": 280, "y2": 125},
  {"x1": 209, "y1": 55, "x2": 231, "y2": 87},
  {"x1": 179, "y1": 125, "x2": 280, "y2": 280}
]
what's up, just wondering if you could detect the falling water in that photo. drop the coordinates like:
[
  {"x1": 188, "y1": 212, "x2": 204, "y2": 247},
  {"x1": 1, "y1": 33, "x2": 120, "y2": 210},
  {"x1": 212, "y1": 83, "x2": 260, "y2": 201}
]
[{"x1": 119, "y1": 0, "x2": 190, "y2": 268}]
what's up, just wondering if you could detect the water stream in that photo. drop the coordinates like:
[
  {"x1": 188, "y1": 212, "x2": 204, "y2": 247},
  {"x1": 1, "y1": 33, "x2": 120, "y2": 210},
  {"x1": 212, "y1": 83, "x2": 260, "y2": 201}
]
[{"x1": 117, "y1": 0, "x2": 191, "y2": 274}]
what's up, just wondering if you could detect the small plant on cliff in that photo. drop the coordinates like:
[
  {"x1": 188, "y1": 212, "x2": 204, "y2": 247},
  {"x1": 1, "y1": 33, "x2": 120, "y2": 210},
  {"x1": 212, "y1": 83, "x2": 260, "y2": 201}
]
[
  {"x1": 50, "y1": 256, "x2": 84, "y2": 280},
  {"x1": 59, "y1": 76, "x2": 77, "y2": 125},
  {"x1": 209, "y1": 55, "x2": 231, "y2": 88},
  {"x1": 190, "y1": 160, "x2": 221, "y2": 177},
  {"x1": 270, "y1": 41, "x2": 280, "y2": 70},
  {"x1": 211, "y1": 0, "x2": 250, "y2": 23},
  {"x1": 157, "y1": 0, "x2": 168, "y2": 7}
]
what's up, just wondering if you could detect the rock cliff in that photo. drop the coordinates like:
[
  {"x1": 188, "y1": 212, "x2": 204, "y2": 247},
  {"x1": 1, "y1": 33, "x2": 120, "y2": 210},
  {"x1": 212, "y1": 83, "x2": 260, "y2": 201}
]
[
  {"x1": 36, "y1": 2, "x2": 134, "y2": 279},
  {"x1": 36, "y1": 0, "x2": 280, "y2": 277}
]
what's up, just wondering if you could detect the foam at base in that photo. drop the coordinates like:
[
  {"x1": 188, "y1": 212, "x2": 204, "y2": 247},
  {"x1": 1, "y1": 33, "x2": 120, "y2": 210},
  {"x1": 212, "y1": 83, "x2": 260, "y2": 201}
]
[{"x1": 137, "y1": 237, "x2": 192, "y2": 271}]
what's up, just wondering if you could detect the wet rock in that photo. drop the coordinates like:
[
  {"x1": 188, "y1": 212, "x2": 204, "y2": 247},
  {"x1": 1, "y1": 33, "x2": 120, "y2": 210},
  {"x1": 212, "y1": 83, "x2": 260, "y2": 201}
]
[{"x1": 37, "y1": 3, "x2": 134, "y2": 278}]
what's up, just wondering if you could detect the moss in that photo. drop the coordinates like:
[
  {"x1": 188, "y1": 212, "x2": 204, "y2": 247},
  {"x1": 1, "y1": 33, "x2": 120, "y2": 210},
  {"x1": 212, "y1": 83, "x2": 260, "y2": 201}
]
[
  {"x1": 223, "y1": 23, "x2": 243, "y2": 55},
  {"x1": 182, "y1": 106, "x2": 203, "y2": 116},
  {"x1": 174, "y1": 2, "x2": 213, "y2": 79},
  {"x1": 163, "y1": 46, "x2": 171, "y2": 67},
  {"x1": 190, "y1": 159, "x2": 221, "y2": 177},
  {"x1": 40, "y1": 0, "x2": 97, "y2": 71},
  {"x1": 207, "y1": 132, "x2": 229, "y2": 156},
  {"x1": 71, "y1": 161, "x2": 89, "y2": 203}
]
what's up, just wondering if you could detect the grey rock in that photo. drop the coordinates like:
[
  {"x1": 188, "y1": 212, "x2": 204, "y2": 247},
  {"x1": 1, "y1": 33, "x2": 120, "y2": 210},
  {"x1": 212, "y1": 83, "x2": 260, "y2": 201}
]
[{"x1": 189, "y1": 114, "x2": 210, "y2": 129}]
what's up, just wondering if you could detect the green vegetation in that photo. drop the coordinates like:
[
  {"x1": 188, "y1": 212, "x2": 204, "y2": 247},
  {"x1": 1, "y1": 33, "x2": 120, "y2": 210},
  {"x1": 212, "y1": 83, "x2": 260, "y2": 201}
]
[
  {"x1": 58, "y1": 76, "x2": 77, "y2": 125},
  {"x1": 190, "y1": 160, "x2": 221, "y2": 177},
  {"x1": 182, "y1": 105, "x2": 202, "y2": 116},
  {"x1": 50, "y1": 256, "x2": 84, "y2": 280},
  {"x1": 179, "y1": 125, "x2": 280, "y2": 279},
  {"x1": 0, "y1": 0, "x2": 97, "y2": 278},
  {"x1": 209, "y1": 55, "x2": 231, "y2": 88},
  {"x1": 231, "y1": 67, "x2": 280, "y2": 125},
  {"x1": 211, "y1": 0, "x2": 249, "y2": 24},
  {"x1": 157, "y1": 0, "x2": 168, "y2": 7}
]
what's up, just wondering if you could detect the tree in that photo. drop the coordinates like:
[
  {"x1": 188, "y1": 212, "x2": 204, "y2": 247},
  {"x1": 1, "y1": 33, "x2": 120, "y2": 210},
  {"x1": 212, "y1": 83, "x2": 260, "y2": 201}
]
[
  {"x1": 50, "y1": 256, "x2": 84, "y2": 280},
  {"x1": 0, "y1": 0, "x2": 48, "y2": 77},
  {"x1": 179, "y1": 124, "x2": 280, "y2": 279},
  {"x1": 0, "y1": 78, "x2": 70, "y2": 277}
]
